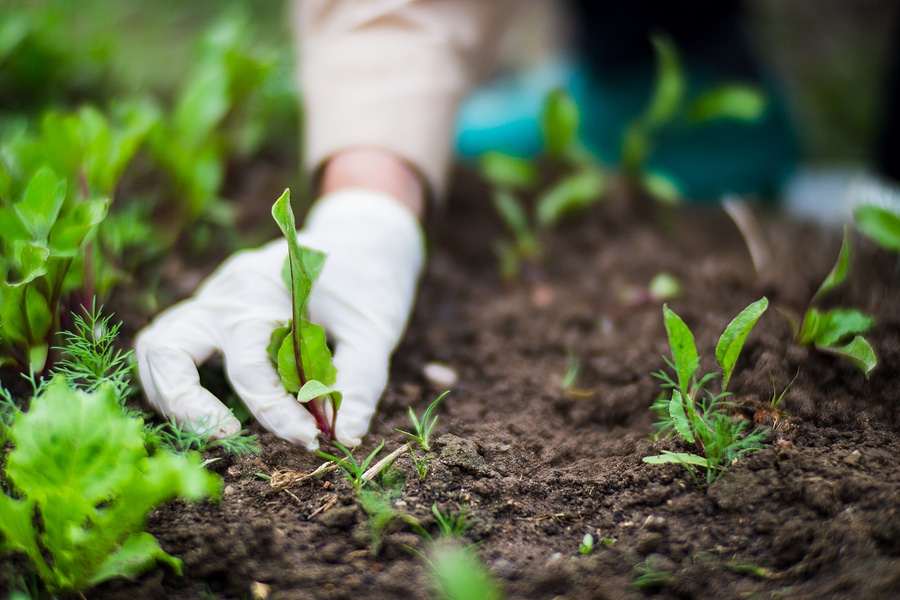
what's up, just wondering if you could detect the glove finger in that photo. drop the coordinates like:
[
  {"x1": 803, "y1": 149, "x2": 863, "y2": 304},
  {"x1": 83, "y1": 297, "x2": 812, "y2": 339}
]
[
  {"x1": 330, "y1": 336, "x2": 391, "y2": 448},
  {"x1": 135, "y1": 303, "x2": 240, "y2": 438},
  {"x1": 222, "y1": 319, "x2": 321, "y2": 450}
]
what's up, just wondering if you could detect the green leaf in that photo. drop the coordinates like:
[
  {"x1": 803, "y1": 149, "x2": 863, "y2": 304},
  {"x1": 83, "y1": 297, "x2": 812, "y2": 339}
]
[
  {"x1": 715, "y1": 297, "x2": 768, "y2": 391},
  {"x1": 15, "y1": 167, "x2": 67, "y2": 240},
  {"x1": 668, "y1": 391, "x2": 694, "y2": 444},
  {"x1": 268, "y1": 323, "x2": 291, "y2": 366},
  {"x1": 640, "y1": 171, "x2": 683, "y2": 205},
  {"x1": 686, "y1": 85, "x2": 767, "y2": 124},
  {"x1": 89, "y1": 532, "x2": 183, "y2": 586},
  {"x1": 811, "y1": 227, "x2": 851, "y2": 305},
  {"x1": 645, "y1": 35, "x2": 685, "y2": 127},
  {"x1": 479, "y1": 152, "x2": 537, "y2": 190},
  {"x1": 299, "y1": 319, "x2": 338, "y2": 388},
  {"x1": 276, "y1": 335, "x2": 302, "y2": 394},
  {"x1": 661, "y1": 305, "x2": 699, "y2": 399},
  {"x1": 643, "y1": 451, "x2": 709, "y2": 468},
  {"x1": 854, "y1": 203, "x2": 900, "y2": 253},
  {"x1": 12, "y1": 240, "x2": 49, "y2": 284},
  {"x1": 296, "y1": 380, "x2": 340, "y2": 404},
  {"x1": 799, "y1": 308, "x2": 874, "y2": 347},
  {"x1": 536, "y1": 170, "x2": 605, "y2": 228},
  {"x1": 541, "y1": 88, "x2": 580, "y2": 158},
  {"x1": 818, "y1": 335, "x2": 877, "y2": 378},
  {"x1": 271, "y1": 189, "x2": 327, "y2": 317},
  {"x1": 49, "y1": 198, "x2": 108, "y2": 257}
]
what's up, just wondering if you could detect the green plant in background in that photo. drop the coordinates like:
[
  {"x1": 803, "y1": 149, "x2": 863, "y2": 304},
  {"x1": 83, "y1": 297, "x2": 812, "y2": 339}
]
[
  {"x1": 782, "y1": 228, "x2": 877, "y2": 377},
  {"x1": 269, "y1": 189, "x2": 342, "y2": 441},
  {"x1": 578, "y1": 533, "x2": 594, "y2": 556},
  {"x1": 427, "y1": 541, "x2": 504, "y2": 600},
  {"x1": 644, "y1": 298, "x2": 769, "y2": 484},
  {"x1": 0, "y1": 376, "x2": 221, "y2": 594},
  {"x1": 620, "y1": 35, "x2": 768, "y2": 203},
  {"x1": 480, "y1": 89, "x2": 606, "y2": 281},
  {"x1": 853, "y1": 191, "x2": 900, "y2": 254}
]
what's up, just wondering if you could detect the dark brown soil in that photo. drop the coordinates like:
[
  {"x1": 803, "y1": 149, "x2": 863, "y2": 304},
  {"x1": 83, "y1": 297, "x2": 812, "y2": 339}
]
[{"x1": 11, "y1": 166, "x2": 900, "y2": 600}]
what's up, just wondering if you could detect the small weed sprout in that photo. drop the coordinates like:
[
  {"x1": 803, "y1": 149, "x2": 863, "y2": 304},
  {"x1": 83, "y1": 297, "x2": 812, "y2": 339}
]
[
  {"x1": 579, "y1": 533, "x2": 594, "y2": 555},
  {"x1": 317, "y1": 440, "x2": 386, "y2": 491},
  {"x1": 633, "y1": 556, "x2": 671, "y2": 590},
  {"x1": 408, "y1": 443, "x2": 436, "y2": 479},
  {"x1": 781, "y1": 227, "x2": 877, "y2": 377},
  {"x1": 644, "y1": 299, "x2": 769, "y2": 484},
  {"x1": 432, "y1": 503, "x2": 471, "y2": 539},
  {"x1": 357, "y1": 468, "x2": 405, "y2": 557},
  {"x1": 396, "y1": 390, "x2": 448, "y2": 452}
]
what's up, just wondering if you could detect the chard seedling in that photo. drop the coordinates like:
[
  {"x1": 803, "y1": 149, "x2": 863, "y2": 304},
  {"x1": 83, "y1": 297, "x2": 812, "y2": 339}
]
[
  {"x1": 644, "y1": 299, "x2": 769, "y2": 484},
  {"x1": 783, "y1": 227, "x2": 877, "y2": 377},
  {"x1": 396, "y1": 390, "x2": 448, "y2": 452},
  {"x1": 0, "y1": 376, "x2": 221, "y2": 594},
  {"x1": 269, "y1": 188, "x2": 342, "y2": 440},
  {"x1": 317, "y1": 440, "x2": 385, "y2": 491}
]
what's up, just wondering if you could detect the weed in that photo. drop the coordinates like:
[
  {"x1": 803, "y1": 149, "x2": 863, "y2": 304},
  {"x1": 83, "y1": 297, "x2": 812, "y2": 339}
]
[
  {"x1": 396, "y1": 390, "x2": 447, "y2": 452},
  {"x1": 644, "y1": 299, "x2": 769, "y2": 483},
  {"x1": 782, "y1": 227, "x2": 877, "y2": 377},
  {"x1": 269, "y1": 189, "x2": 342, "y2": 441},
  {"x1": 432, "y1": 503, "x2": 471, "y2": 539},
  {"x1": 408, "y1": 443, "x2": 436, "y2": 479},
  {"x1": 632, "y1": 556, "x2": 671, "y2": 590},
  {"x1": 317, "y1": 440, "x2": 386, "y2": 491},
  {"x1": 150, "y1": 416, "x2": 259, "y2": 458},
  {"x1": 357, "y1": 468, "x2": 405, "y2": 556}
]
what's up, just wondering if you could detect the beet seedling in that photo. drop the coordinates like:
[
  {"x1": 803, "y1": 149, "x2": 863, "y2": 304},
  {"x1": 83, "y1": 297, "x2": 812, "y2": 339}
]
[
  {"x1": 644, "y1": 299, "x2": 769, "y2": 484},
  {"x1": 269, "y1": 189, "x2": 342, "y2": 441},
  {"x1": 782, "y1": 228, "x2": 877, "y2": 378}
]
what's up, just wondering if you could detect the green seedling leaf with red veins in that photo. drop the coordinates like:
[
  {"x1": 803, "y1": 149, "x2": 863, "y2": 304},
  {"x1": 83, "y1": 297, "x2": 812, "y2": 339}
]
[
  {"x1": 791, "y1": 228, "x2": 877, "y2": 378},
  {"x1": 270, "y1": 189, "x2": 342, "y2": 441},
  {"x1": 0, "y1": 376, "x2": 220, "y2": 593}
]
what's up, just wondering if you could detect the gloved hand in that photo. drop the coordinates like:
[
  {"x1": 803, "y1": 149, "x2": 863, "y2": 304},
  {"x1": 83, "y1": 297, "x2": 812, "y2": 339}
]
[{"x1": 135, "y1": 188, "x2": 425, "y2": 450}]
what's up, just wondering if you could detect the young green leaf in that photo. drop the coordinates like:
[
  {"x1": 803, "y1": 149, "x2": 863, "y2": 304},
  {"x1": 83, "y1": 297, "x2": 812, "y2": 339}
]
[
  {"x1": 661, "y1": 305, "x2": 699, "y2": 399},
  {"x1": 540, "y1": 88, "x2": 580, "y2": 158},
  {"x1": 715, "y1": 297, "x2": 768, "y2": 392},
  {"x1": 479, "y1": 152, "x2": 537, "y2": 190},
  {"x1": 819, "y1": 336, "x2": 877, "y2": 379},
  {"x1": 668, "y1": 391, "x2": 694, "y2": 444},
  {"x1": 14, "y1": 167, "x2": 66, "y2": 241},
  {"x1": 686, "y1": 85, "x2": 767, "y2": 124},
  {"x1": 854, "y1": 203, "x2": 900, "y2": 253},
  {"x1": 536, "y1": 170, "x2": 605, "y2": 228},
  {"x1": 811, "y1": 227, "x2": 852, "y2": 306},
  {"x1": 644, "y1": 35, "x2": 685, "y2": 128},
  {"x1": 643, "y1": 451, "x2": 709, "y2": 469}
]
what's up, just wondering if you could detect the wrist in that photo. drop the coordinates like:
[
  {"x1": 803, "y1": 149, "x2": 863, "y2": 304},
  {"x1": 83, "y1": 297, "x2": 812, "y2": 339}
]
[{"x1": 320, "y1": 148, "x2": 426, "y2": 221}]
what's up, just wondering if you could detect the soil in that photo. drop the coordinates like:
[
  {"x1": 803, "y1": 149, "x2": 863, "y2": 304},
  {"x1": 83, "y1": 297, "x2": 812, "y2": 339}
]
[{"x1": 7, "y1": 166, "x2": 900, "y2": 600}]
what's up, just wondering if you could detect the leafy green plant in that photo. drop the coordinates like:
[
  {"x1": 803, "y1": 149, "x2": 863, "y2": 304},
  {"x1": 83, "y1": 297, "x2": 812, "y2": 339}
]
[
  {"x1": 644, "y1": 299, "x2": 769, "y2": 483},
  {"x1": 0, "y1": 375, "x2": 221, "y2": 594},
  {"x1": 269, "y1": 188, "x2": 342, "y2": 441},
  {"x1": 396, "y1": 390, "x2": 447, "y2": 452},
  {"x1": 620, "y1": 35, "x2": 768, "y2": 202},
  {"x1": 317, "y1": 440, "x2": 385, "y2": 491},
  {"x1": 480, "y1": 90, "x2": 606, "y2": 281},
  {"x1": 782, "y1": 228, "x2": 877, "y2": 377}
]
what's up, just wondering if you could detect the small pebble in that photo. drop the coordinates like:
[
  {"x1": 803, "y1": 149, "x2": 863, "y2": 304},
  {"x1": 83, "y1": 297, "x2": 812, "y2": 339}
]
[
  {"x1": 843, "y1": 449, "x2": 863, "y2": 467},
  {"x1": 423, "y1": 362, "x2": 459, "y2": 388},
  {"x1": 223, "y1": 485, "x2": 236, "y2": 496}
]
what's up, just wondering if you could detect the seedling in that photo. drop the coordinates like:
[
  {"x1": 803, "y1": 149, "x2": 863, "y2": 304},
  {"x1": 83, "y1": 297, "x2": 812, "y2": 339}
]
[
  {"x1": 432, "y1": 503, "x2": 471, "y2": 538},
  {"x1": 357, "y1": 468, "x2": 405, "y2": 556},
  {"x1": 782, "y1": 227, "x2": 877, "y2": 377},
  {"x1": 578, "y1": 533, "x2": 594, "y2": 555},
  {"x1": 480, "y1": 90, "x2": 606, "y2": 282},
  {"x1": 633, "y1": 556, "x2": 671, "y2": 590},
  {"x1": 317, "y1": 440, "x2": 385, "y2": 491},
  {"x1": 396, "y1": 390, "x2": 447, "y2": 452},
  {"x1": 269, "y1": 189, "x2": 342, "y2": 441},
  {"x1": 644, "y1": 299, "x2": 769, "y2": 484},
  {"x1": 620, "y1": 35, "x2": 767, "y2": 203},
  {"x1": 427, "y1": 541, "x2": 504, "y2": 600},
  {"x1": 408, "y1": 443, "x2": 436, "y2": 479},
  {"x1": 0, "y1": 376, "x2": 221, "y2": 594}
]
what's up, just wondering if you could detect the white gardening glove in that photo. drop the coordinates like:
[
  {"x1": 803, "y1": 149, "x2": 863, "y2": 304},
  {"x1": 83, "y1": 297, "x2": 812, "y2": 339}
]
[{"x1": 135, "y1": 189, "x2": 425, "y2": 450}]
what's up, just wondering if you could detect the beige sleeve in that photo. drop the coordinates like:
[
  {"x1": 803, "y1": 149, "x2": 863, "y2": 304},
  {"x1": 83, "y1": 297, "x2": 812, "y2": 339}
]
[{"x1": 293, "y1": 0, "x2": 508, "y2": 199}]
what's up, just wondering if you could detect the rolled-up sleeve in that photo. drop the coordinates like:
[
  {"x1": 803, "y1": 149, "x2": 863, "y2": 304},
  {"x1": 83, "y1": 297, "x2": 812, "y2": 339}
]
[{"x1": 293, "y1": 0, "x2": 506, "y2": 199}]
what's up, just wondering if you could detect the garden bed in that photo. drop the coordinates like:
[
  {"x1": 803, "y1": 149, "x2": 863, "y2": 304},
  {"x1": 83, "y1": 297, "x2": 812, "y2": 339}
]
[{"x1": 92, "y1": 166, "x2": 900, "y2": 600}]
